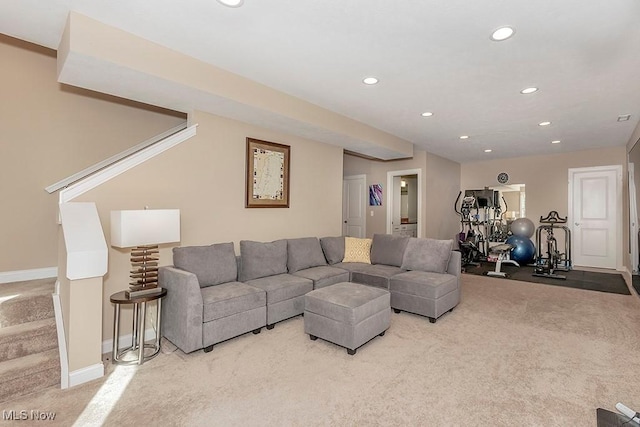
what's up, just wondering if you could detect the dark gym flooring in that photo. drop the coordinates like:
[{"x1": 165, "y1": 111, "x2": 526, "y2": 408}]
[{"x1": 464, "y1": 262, "x2": 630, "y2": 295}]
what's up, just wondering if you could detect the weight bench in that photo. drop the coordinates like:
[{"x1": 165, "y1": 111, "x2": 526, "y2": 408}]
[{"x1": 487, "y1": 243, "x2": 519, "y2": 278}]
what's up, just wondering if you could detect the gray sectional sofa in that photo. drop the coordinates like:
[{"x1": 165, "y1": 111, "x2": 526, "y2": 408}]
[{"x1": 159, "y1": 234, "x2": 461, "y2": 354}]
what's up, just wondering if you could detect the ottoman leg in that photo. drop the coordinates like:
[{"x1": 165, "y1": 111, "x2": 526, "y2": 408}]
[
  {"x1": 266, "y1": 324, "x2": 275, "y2": 330},
  {"x1": 252, "y1": 328, "x2": 262, "y2": 334},
  {"x1": 428, "y1": 317, "x2": 436, "y2": 324},
  {"x1": 347, "y1": 348, "x2": 356, "y2": 355},
  {"x1": 393, "y1": 309, "x2": 401, "y2": 314},
  {"x1": 379, "y1": 330, "x2": 386, "y2": 337},
  {"x1": 203, "y1": 345, "x2": 214, "y2": 353},
  {"x1": 309, "y1": 334, "x2": 318, "y2": 341}
]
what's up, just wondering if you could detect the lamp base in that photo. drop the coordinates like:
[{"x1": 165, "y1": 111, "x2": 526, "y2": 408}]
[
  {"x1": 128, "y1": 245, "x2": 159, "y2": 297},
  {"x1": 125, "y1": 287, "x2": 164, "y2": 299}
]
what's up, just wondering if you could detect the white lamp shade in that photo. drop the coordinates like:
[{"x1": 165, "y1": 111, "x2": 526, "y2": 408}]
[{"x1": 110, "y1": 209, "x2": 180, "y2": 248}]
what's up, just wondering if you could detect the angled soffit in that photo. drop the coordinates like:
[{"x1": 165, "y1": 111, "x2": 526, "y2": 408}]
[{"x1": 56, "y1": 12, "x2": 413, "y2": 161}]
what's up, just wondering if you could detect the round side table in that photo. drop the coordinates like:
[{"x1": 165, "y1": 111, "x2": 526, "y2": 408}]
[{"x1": 110, "y1": 288, "x2": 167, "y2": 365}]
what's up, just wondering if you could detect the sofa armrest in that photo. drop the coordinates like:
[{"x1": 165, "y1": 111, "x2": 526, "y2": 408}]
[
  {"x1": 159, "y1": 266, "x2": 204, "y2": 353},
  {"x1": 447, "y1": 251, "x2": 462, "y2": 287}
]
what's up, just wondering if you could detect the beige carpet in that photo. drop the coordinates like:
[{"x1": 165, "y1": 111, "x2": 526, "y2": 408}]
[{"x1": 3, "y1": 274, "x2": 640, "y2": 426}]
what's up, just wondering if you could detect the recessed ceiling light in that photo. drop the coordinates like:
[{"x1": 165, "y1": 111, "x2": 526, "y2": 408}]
[
  {"x1": 363, "y1": 77, "x2": 379, "y2": 85},
  {"x1": 520, "y1": 87, "x2": 538, "y2": 94},
  {"x1": 539, "y1": 121, "x2": 552, "y2": 126},
  {"x1": 459, "y1": 135, "x2": 469, "y2": 140},
  {"x1": 618, "y1": 114, "x2": 631, "y2": 122},
  {"x1": 484, "y1": 149, "x2": 492, "y2": 153},
  {"x1": 551, "y1": 140, "x2": 561, "y2": 144},
  {"x1": 421, "y1": 112, "x2": 434, "y2": 117},
  {"x1": 216, "y1": 0, "x2": 244, "y2": 7},
  {"x1": 491, "y1": 26, "x2": 515, "y2": 41}
]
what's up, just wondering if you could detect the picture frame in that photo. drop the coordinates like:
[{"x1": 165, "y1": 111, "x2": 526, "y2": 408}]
[
  {"x1": 369, "y1": 184, "x2": 383, "y2": 206},
  {"x1": 245, "y1": 138, "x2": 290, "y2": 208}
]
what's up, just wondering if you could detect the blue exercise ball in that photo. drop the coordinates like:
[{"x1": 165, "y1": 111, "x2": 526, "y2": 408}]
[
  {"x1": 505, "y1": 235, "x2": 536, "y2": 265},
  {"x1": 510, "y1": 217, "x2": 535, "y2": 238}
]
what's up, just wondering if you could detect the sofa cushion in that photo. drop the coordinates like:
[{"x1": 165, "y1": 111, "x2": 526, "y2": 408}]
[
  {"x1": 370, "y1": 234, "x2": 410, "y2": 267},
  {"x1": 389, "y1": 270, "x2": 458, "y2": 299},
  {"x1": 287, "y1": 237, "x2": 327, "y2": 273},
  {"x1": 320, "y1": 236, "x2": 344, "y2": 265},
  {"x1": 342, "y1": 237, "x2": 372, "y2": 263},
  {"x1": 245, "y1": 273, "x2": 313, "y2": 304},
  {"x1": 333, "y1": 262, "x2": 371, "y2": 275},
  {"x1": 202, "y1": 281, "x2": 266, "y2": 322},
  {"x1": 292, "y1": 265, "x2": 350, "y2": 289},
  {"x1": 401, "y1": 238, "x2": 454, "y2": 274},
  {"x1": 173, "y1": 242, "x2": 237, "y2": 287},
  {"x1": 350, "y1": 264, "x2": 405, "y2": 290},
  {"x1": 239, "y1": 239, "x2": 288, "y2": 282}
]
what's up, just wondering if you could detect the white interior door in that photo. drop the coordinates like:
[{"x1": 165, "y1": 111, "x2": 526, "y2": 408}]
[
  {"x1": 569, "y1": 166, "x2": 621, "y2": 269},
  {"x1": 342, "y1": 175, "x2": 366, "y2": 237}
]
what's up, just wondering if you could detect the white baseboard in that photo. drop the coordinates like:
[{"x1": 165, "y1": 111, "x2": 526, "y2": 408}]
[
  {"x1": 0, "y1": 267, "x2": 58, "y2": 284},
  {"x1": 69, "y1": 363, "x2": 105, "y2": 388},
  {"x1": 102, "y1": 328, "x2": 158, "y2": 354}
]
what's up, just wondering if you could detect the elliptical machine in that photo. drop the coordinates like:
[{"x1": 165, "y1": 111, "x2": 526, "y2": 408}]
[
  {"x1": 533, "y1": 211, "x2": 572, "y2": 280},
  {"x1": 454, "y1": 192, "x2": 486, "y2": 267}
]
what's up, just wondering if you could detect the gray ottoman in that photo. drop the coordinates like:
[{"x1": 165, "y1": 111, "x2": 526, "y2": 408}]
[{"x1": 304, "y1": 282, "x2": 390, "y2": 355}]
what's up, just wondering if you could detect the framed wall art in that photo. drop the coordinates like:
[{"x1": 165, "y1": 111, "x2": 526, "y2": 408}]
[
  {"x1": 369, "y1": 184, "x2": 383, "y2": 206},
  {"x1": 245, "y1": 138, "x2": 290, "y2": 208}
]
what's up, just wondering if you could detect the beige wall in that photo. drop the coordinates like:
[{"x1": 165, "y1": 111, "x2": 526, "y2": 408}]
[
  {"x1": 343, "y1": 150, "x2": 461, "y2": 240},
  {"x1": 461, "y1": 146, "x2": 629, "y2": 270},
  {"x1": 0, "y1": 35, "x2": 185, "y2": 272},
  {"x1": 76, "y1": 111, "x2": 344, "y2": 340},
  {"x1": 425, "y1": 153, "x2": 463, "y2": 240},
  {"x1": 67, "y1": 277, "x2": 103, "y2": 371}
]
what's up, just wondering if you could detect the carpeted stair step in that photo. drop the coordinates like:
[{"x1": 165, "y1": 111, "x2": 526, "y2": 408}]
[
  {"x1": 0, "y1": 279, "x2": 55, "y2": 328},
  {"x1": 0, "y1": 348, "x2": 60, "y2": 403},
  {"x1": 0, "y1": 317, "x2": 58, "y2": 363}
]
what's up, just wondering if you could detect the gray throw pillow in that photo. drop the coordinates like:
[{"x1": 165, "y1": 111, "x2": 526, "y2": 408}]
[
  {"x1": 401, "y1": 238, "x2": 454, "y2": 274},
  {"x1": 287, "y1": 237, "x2": 327, "y2": 273},
  {"x1": 320, "y1": 236, "x2": 345, "y2": 265},
  {"x1": 370, "y1": 233, "x2": 410, "y2": 267},
  {"x1": 173, "y1": 243, "x2": 237, "y2": 287},
  {"x1": 239, "y1": 239, "x2": 288, "y2": 281}
]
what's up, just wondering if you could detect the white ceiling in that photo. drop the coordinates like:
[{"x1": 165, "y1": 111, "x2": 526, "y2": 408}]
[{"x1": 3, "y1": 0, "x2": 640, "y2": 163}]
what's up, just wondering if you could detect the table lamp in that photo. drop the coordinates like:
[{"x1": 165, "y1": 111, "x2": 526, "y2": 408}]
[{"x1": 111, "y1": 209, "x2": 180, "y2": 298}]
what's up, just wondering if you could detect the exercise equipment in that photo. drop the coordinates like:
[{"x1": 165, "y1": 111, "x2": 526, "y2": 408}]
[
  {"x1": 454, "y1": 188, "x2": 509, "y2": 265},
  {"x1": 615, "y1": 403, "x2": 640, "y2": 424},
  {"x1": 505, "y1": 235, "x2": 536, "y2": 265},
  {"x1": 533, "y1": 211, "x2": 572, "y2": 280},
  {"x1": 510, "y1": 217, "x2": 535, "y2": 238},
  {"x1": 454, "y1": 192, "x2": 485, "y2": 267},
  {"x1": 486, "y1": 243, "x2": 520, "y2": 278}
]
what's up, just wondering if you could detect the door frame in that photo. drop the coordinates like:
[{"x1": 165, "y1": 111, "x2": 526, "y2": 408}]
[
  {"x1": 629, "y1": 162, "x2": 638, "y2": 273},
  {"x1": 567, "y1": 165, "x2": 623, "y2": 271},
  {"x1": 386, "y1": 168, "x2": 422, "y2": 237},
  {"x1": 343, "y1": 174, "x2": 367, "y2": 237}
]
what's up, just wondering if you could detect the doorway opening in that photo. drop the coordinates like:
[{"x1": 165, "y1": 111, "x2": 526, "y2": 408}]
[{"x1": 386, "y1": 169, "x2": 422, "y2": 238}]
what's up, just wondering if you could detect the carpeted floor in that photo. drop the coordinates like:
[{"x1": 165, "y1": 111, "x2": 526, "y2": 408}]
[
  {"x1": 463, "y1": 262, "x2": 631, "y2": 295},
  {"x1": 2, "y1": 274, "x2": 640, "y2": 426}
]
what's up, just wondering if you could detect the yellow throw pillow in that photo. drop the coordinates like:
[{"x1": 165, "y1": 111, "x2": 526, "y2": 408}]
[{"x1": 342, "y1": 237, "x2": 372, "y2": 264}]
